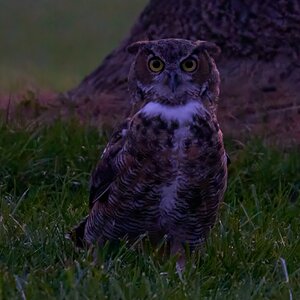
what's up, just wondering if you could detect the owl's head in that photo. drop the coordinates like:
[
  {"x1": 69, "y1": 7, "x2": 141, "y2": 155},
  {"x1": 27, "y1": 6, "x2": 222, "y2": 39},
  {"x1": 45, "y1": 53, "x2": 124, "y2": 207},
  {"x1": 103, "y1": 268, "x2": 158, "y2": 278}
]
[{"x1": 127, "y1": 38, "x2": 220, "y2": 112}]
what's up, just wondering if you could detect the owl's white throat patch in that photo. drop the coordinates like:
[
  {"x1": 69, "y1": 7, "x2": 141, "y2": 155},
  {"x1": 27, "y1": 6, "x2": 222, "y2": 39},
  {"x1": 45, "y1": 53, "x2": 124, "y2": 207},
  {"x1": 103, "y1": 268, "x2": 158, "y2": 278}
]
[{"x1": 140, "y1": 101, "x2": 203, "y2": 124}]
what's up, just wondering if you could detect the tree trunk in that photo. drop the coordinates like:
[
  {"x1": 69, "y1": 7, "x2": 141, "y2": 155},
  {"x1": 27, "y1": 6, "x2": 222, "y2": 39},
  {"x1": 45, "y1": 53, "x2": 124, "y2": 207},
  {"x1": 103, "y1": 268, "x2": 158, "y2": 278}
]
[{"x1": 61, "y1": 0, "x2": 300, "y2": 144}]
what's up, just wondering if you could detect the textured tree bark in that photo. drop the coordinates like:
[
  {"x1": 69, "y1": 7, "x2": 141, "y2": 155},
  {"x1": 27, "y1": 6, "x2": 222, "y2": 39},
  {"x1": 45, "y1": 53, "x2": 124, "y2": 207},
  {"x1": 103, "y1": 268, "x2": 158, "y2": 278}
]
[{"x1": 61, "y1": 0, "x2": 300, "y2": 144}]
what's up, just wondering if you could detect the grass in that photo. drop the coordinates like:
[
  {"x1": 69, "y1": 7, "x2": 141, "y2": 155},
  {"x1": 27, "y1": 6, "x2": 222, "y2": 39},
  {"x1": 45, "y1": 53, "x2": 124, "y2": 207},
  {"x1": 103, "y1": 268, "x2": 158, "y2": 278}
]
[
  {"x1": 0, "y1": 0, "x2": 147, "y2": 92},
  {"x1": 0, "y1": 120, "x2": 299, "y2": 299}
]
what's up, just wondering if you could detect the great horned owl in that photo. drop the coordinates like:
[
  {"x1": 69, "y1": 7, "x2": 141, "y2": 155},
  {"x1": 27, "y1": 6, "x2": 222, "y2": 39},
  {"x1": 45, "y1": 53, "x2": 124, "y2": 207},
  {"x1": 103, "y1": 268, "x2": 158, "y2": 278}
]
[{"x1": 70, "y1": 39, "x2": 228, "y2": 268}]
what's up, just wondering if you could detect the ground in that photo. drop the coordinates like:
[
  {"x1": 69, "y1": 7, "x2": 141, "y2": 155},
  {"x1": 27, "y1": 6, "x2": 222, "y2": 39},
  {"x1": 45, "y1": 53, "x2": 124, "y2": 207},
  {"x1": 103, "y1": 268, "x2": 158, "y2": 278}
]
[
  {"x1": 0, "y1": 122, "x2": 299, "y2": 299},
  {"x1": 0, "y1": 1, "x2": 299, "y2": 299}
]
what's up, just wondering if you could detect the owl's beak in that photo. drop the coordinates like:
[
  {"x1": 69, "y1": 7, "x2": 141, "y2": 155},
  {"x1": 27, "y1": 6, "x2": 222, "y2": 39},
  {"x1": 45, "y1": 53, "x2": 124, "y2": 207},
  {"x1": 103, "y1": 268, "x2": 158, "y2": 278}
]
[{"x1": 167, "y1": 72, "x2": 180, "y2": 93}]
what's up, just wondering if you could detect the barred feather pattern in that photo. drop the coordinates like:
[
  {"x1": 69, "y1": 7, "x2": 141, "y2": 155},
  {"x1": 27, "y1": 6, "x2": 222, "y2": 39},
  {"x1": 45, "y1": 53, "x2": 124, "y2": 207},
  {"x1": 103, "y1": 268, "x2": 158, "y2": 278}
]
[{"x1": 83, "y1": 103, "x2": 227, "y2": 250}]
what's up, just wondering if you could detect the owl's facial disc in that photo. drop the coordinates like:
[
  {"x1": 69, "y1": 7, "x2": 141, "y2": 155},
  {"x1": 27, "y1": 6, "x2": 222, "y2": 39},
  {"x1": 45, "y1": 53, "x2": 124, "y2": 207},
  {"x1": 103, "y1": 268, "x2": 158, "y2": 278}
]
[
  {"x1": 163, "y1": 57, "x2": 199, "y2": 93},
  {"x1": 145, "y1": 65, "x2": 204, "y2": 105},
  {"x1": 128, "y1": 39, "x2": 220, "y2": 107}
]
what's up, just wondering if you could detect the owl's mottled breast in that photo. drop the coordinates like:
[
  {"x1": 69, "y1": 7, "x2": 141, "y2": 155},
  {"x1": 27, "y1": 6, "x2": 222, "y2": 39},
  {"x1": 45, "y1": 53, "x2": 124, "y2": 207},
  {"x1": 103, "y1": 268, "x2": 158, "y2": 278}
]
[
  {"x1": 120, "y1": 105, "x2": 227, "y2": 246},
  {"x1": 128, "y1": 106, "x2": 225, "y2": 176}
]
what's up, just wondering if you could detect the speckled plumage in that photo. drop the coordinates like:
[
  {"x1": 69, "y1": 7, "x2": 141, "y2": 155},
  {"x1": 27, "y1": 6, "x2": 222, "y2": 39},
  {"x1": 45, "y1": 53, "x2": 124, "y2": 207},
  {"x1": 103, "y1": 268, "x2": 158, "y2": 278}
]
[{"x1": 69, "y1": 39, "x2": 228, "y2": 265}]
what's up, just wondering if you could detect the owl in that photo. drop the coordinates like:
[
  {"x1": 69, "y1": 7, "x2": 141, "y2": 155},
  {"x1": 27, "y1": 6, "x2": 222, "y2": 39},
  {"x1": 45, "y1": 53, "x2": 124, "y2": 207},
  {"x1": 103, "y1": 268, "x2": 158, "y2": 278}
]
[{"x1": 69, "y1": 39, "x2": 228, "y2": 269}]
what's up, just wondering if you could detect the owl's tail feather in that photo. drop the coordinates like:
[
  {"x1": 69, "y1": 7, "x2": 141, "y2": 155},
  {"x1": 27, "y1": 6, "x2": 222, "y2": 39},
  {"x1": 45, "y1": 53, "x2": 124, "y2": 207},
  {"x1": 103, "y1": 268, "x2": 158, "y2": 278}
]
[{"x1": 65, "y1": 216, "x2": 88, "y2": 248}]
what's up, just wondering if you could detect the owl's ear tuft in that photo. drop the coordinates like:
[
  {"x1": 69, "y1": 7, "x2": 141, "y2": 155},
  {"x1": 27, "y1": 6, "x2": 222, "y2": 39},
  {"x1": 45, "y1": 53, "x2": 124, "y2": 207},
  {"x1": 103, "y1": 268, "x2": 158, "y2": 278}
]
[
  {"x1": 127, "y1": 41, "x2": 149, "y2": 55},
  {"x1": 194, "y1": 41, "x2": 221, "y2": 59}
]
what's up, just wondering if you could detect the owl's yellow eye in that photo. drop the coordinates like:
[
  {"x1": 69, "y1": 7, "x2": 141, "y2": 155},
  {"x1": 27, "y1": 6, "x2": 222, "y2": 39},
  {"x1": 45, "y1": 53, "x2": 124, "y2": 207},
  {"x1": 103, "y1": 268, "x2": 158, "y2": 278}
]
[
  {"x1": 148, "y1": 57, "x2": 164, "y2": 73},
  {"x1": 181, "y1": 58, "x2": 198, "y2": 72}
]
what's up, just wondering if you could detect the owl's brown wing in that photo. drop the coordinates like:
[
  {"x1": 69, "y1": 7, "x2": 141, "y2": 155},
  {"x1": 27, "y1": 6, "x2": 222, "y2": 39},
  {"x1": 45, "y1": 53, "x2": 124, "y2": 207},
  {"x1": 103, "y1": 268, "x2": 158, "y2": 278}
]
[
  {"x1": 67, "y1": 119, "x2": 129, "y2": 247},
  {"x1": 89, "y1": 120, "x2": 128, "y2": 208}
]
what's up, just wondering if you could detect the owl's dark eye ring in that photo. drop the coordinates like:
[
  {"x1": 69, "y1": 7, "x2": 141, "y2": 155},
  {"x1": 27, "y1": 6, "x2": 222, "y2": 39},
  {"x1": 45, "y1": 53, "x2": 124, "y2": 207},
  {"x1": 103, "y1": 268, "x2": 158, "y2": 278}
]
[
  {"x1": 181, "y1": 58, "x2": 198, "y2": 72},
  {"x1": 148, "y1": 57, "x2": 164, "y2": 73}
]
